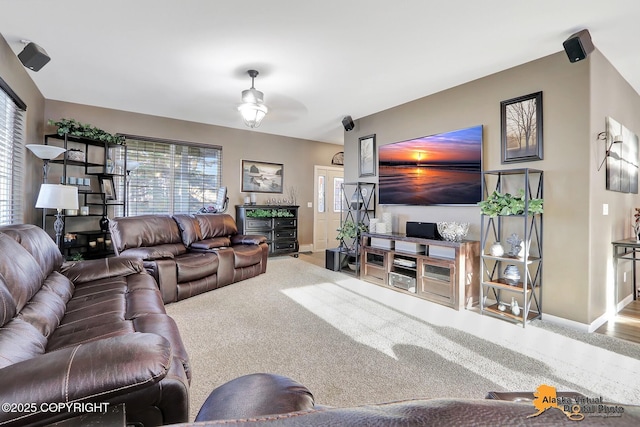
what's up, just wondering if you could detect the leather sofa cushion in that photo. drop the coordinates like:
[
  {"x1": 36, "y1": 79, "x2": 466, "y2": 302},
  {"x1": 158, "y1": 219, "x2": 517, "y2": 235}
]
[
  {"x1": 234, "y1": 245, "x2": 264, "y2": 268},
  {"x1": 175, "y1": 252, "x2": 219, "y2": 282},
  {"x1": 46, "y1": 273, "x2": 164, "y2": 352},
  {"x1": 191, "y1": 236, "x2": 231, "y2": 250},
  {"x1": 0, "y1": 319, "x2": 47, "y2": 369},
  {"x1": 17, "y1": 272, "x2": 73, "y2": 338},
  {"x1": 109, "y1": 215, "x2": 185, "y2": 254},
  {"x1": 0, "y1": 232, "x2": 46, "y2": 317},
  {"x1": 173, "y1": 214, "x2": 201, "y2": 247},
  {"x1": 196, "y1": 214, "x2": 238, "y2": 238},
  {"x1": 0, "y1": 224, "x2": 63, "y2": 277},
  {"x1": 173, "y1": 214, "x2": 238, "y2": 247}
]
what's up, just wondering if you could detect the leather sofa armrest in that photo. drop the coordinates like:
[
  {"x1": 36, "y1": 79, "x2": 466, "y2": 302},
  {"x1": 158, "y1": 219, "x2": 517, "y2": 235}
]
[
  {"x1": 231, "y1": 234, "x2": 267, "y2": 245},
  {"x1": 60, "y1": 256, "x2": 145, "y2": 284},
  {"x1": 0, "y1": 333, "x2": 171, "y2": 426},
  {"x1": 195, "y1": 373, "x2": 315, "y2": 422}
]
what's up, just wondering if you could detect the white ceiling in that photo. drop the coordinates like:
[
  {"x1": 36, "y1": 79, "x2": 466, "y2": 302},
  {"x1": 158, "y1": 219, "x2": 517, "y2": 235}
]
[{"x1": 1, "y1": 1, "x2": 639, "y2": 145}]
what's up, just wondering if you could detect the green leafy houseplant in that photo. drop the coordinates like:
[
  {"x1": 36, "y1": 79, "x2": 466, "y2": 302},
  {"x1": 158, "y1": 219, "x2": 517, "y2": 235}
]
[
  {"x1": 478, "y1": 190, "x2": 543, "y2": 217},
  {"x1": 48, "y1": 118, "x2": 125, "y2": 145},
  {"x1": 336, "y1": 220, "x2": 369, "y2": 242},
  {"x1": 246, "y1": 208, "x2": 294, "y2": 218}
]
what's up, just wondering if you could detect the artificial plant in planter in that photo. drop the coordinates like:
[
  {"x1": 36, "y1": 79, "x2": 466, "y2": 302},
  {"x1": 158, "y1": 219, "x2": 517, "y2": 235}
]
[
  {"x1": 478, "y1": 189, "x2": 543, "y2": 217},
  {"x1": 336, "y1": 220, "x2": 369, "y2": 251},
  {"x1": 48, "y1": 118, "x2": 125, "y2": 145}
]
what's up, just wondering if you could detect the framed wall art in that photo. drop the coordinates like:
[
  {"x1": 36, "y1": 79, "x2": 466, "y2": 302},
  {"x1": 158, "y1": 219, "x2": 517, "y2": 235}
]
[
  {"x1": 241, "y1": 160, "x2": 284, "y2": 193},
  {"x1": 605, "y1": 116, "x2": 639, "y2": 194},
  {"x1": 501, "y1": 91, "x2": 543, "y2": 163},
  {"x1": 100, "y1": 176, "x2": 116, "y2": 200},
  {"x1": 359, "y1": 134, "x2": 376, "y2": 177}
]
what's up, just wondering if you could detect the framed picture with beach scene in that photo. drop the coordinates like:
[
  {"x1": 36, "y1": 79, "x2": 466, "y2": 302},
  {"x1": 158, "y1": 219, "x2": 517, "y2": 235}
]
[
  {"x1": 501, "y1": 91, "x2": 543, "y2": 163},
  {"x1": 241, "y1": 160, "x2": 284, "y2": 193}
]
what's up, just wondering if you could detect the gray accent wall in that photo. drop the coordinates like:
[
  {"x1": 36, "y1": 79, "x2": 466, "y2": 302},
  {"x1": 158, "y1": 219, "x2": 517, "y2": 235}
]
[{"x1": 346, "y1": 50, "x2": 640, "y2": 327}]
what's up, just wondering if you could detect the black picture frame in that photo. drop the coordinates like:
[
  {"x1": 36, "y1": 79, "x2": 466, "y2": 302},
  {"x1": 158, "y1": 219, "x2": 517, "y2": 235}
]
[
  {"x1": 100, "y1": 176, "x2": 116, "y2": 200},
  {"x1": 501, "y1": 91, "x2": 543, "y2": 163},
  {"x1": 241, "y1": 160, "x2": 284, "y2": 193},
  {"x1": 358, "y1": 134, "x2": 376, "y2": 177}
]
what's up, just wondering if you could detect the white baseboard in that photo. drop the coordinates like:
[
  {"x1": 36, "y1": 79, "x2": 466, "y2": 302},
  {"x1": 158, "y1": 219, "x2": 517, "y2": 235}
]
[
  {"x1": 542, "y1": 313, "x2": 593, "y2": 333},
  {"x1": 299, "y1": 244, "x2": 313, "y2": 253},
  {"x1": 618, "y1": 293, "x2": 634, "y2": 312},
  {"x1": 541, "y1": 293, "x2": 635, "y2": 333}
]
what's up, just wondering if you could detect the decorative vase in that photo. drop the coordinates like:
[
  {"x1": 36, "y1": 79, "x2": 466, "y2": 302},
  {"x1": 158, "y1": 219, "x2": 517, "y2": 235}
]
[
  {"x1": 490, "y1": 242, "x2": 504, "y2": 257},
  {"x1": 511, "y1": 297, "x2": 521, "y2": 316},
  {"x1": 99, "y1": 216, "x2": 109, "y2": 232},
  {"x1": 506, "y1": 233, "x2": 523, "y2": 257},
  {"x1": 503, "y1": 265, "x2": 520, "y2": 285},
  {"x1": 497, "y1": 301, "x2": 506, "y2": 312}
]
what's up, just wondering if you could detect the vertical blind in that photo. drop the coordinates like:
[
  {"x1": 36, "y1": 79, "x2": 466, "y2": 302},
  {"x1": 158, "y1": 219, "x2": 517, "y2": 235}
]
[
  {"x1": 0, "y1": 80, "x2": 26, "y2": 225},
  {"x1": 124, "y1": 136, "x2": 223, "y2": 216}
]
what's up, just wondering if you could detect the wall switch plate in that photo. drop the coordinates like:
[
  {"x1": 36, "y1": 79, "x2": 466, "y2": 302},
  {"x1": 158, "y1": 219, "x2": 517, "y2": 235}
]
[
  {"x1": 307, "y1": 202, "x2": 313, "y2": 208},
  {"x1": 603, "y1": 204, "x2": 609, "y2": 215},
  {"x1": 624, "y1": 272, "x2": 627, "y2": 282}
]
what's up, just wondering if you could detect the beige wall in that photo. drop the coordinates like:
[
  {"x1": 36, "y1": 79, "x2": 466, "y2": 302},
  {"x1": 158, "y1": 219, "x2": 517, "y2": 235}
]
[
  {"x1": 0, "y1": 34, "x2": 46, "y2": 225},
  {"x1": 589, "y1": 50, "x2": 640, "y2": 319},
  {"x1": 43, "y1": 100, "x2": 340, "y2": 248},
  {"x1": 345, "y1": 51, "x2": 618, "y2": 325}
]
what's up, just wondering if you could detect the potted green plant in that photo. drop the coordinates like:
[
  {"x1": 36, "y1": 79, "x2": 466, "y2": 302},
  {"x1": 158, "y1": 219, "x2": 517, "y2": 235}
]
[
  {"x1": 336, "y1": 220, "x2": 369, "y2": 250},
  {"x1": 478, "y1": 189, "x2": 543, "y2": 217}
]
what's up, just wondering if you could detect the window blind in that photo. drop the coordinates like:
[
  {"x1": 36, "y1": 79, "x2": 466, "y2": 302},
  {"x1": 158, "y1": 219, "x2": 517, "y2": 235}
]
[
  {"x1": 0, "y1": 80, "x2": 26, "y2": 225},
  {"x1": 124, "y1": 136, "x2": 222, "y2": 216}
]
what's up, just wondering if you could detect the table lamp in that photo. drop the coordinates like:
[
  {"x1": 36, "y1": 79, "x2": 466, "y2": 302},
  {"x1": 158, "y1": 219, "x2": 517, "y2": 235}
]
[{"x1": 36, "y1": 184, "x2": 78, "y2": 248}]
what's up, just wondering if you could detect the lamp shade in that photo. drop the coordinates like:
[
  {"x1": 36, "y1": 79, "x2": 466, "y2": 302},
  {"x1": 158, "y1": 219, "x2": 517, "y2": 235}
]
[
  {"x1": 35, "y1": 184, "x2": 78, "y2": 210},
  {"x1": 26, "y1": 144, "x2": 66, "y2": 160},
  {"x1": 238, "y1": 102, "x2": 268, "y2": 128}
]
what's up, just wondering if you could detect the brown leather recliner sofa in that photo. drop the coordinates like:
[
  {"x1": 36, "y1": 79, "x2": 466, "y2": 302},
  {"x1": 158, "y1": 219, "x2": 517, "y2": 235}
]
[
  {"x1": 109, "y1": 213, "x2": 268, "y2": 304},
  {"x1": 0, "y1": 224, "x2": 191, "y2": 427},
  {"x1": 174, "y1": 373, "x2": 640, "y2": 426}
]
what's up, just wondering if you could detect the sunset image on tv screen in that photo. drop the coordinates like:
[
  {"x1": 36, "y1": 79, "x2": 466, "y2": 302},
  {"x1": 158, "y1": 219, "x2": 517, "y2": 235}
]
[{"x1": 378, "y1": 125, "x2": 482, "y2": 205}]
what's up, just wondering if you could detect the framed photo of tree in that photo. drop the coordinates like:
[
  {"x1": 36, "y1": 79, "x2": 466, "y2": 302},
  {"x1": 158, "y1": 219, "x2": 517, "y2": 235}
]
[
  {"x1": 501, "y1": 91, "x2": 543, "y2": 163},
  {"x1": 358, "y1": 134, "x2": 376, "y2": 177}
]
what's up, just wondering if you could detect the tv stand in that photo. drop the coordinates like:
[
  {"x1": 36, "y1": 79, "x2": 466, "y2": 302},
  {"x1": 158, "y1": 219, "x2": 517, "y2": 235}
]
[{"x1": 360, "y1": 232, "x2": 480, "y2": 310}]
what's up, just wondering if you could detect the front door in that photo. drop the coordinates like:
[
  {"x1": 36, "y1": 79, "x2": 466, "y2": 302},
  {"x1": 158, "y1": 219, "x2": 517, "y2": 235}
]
[{"x1": 313, "y1": 165, "x2": 343, "y2": 251}]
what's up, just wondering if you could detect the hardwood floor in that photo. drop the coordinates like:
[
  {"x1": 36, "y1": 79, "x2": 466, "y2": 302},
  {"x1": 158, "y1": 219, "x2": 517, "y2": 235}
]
[{"x1": 596, "y1": 300, "x2": 640, "y2": 344}]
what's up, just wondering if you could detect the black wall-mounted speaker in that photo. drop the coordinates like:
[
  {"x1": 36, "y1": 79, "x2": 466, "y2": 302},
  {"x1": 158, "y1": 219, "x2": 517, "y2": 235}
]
[
  {"x1": 18, "y1": 42, "x2": 51, "y2": 71},
  {"x1": 562, "y1": 29, "x2": 594, "y2": 63},
  {"x1": 342, "y1": 115, "x2": 354, "y2": 132}
]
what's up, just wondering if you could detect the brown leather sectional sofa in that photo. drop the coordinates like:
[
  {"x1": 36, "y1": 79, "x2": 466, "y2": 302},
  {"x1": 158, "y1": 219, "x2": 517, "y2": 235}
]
[
  {"x1": 0, "y1": 224, "x2": 190, "y2": 427},
  {"x1": 180, "y1": 373, "x2": 640, "y2": 426},
  {"x1": 109, "y1": 213, "x2": 268, "y2": 304}
]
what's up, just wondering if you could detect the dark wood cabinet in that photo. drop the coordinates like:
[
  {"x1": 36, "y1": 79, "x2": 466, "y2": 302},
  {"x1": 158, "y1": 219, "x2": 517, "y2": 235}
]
[{"x1": 235, "y1": 205, "x2": 299, "y2": 256}]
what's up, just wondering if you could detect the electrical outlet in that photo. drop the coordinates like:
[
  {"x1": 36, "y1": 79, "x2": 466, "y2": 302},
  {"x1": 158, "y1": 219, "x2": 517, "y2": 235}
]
[
  {"x1": 307, "y1": 202, "x2": 312, "y2": 208},
  {"x1": 603, "y1": 204, "x2": 609, "y2": 215},
  {"x1": 624, "y1": 272, "x2": 627, "y2": 282}
]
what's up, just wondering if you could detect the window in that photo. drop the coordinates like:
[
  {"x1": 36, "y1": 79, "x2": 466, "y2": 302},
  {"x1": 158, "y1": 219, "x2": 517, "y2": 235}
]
[
  {"x1": 333, "y1": 177, "x2": 343, "y2": 212},
  {"x1": 0, "y1": 78, "x2": 26, "y2": 225},
  {"x1": 124, "y1": 136, "x2": 222, "y2": 216}
]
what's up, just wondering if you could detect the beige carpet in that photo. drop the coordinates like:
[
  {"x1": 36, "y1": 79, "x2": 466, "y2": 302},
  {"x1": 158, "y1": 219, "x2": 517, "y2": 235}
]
[{"x1": 166, "y1": 256, "x2": 640, "y2": 421}]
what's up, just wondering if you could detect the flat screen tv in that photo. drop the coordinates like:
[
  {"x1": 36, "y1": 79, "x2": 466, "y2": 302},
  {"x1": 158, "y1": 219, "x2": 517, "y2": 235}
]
[{"x1": 378, "y1": 125, "x2": 482, "y2": 205}]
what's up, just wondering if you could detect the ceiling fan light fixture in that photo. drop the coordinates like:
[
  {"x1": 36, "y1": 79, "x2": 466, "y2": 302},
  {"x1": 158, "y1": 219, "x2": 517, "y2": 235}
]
[
  {"x1": 238, "y1": 102, "x2": 268, "y2": 128},
  {"x1": 238, "y1": 70, "x2": 268, "y2": 128}
]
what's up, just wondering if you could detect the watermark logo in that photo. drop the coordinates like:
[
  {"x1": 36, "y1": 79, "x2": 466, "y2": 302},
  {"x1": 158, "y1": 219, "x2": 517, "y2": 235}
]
[{"x1": 527, "y1": 385, "x2": 625, "y2": 421}]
